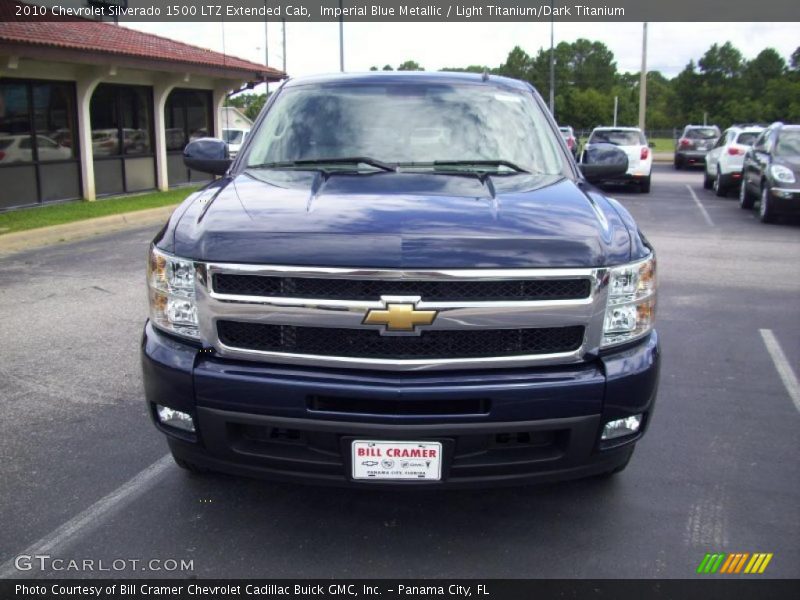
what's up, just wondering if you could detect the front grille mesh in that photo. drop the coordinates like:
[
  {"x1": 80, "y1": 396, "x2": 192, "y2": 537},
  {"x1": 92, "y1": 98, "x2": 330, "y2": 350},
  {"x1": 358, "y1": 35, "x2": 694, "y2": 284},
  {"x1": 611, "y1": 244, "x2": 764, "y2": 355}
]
[
  {"x1": 213, "y1": 274, "x2": 591, "y2": 302},
  {"x1": 217, "y1": 321, "x2": 585, "y2": 360}
]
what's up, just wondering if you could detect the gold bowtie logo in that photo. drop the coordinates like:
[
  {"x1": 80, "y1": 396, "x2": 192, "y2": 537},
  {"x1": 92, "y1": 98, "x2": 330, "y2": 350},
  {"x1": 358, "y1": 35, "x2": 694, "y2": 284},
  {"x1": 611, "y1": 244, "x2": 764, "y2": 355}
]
[{"x1": 363, "y1": 303, "x2": 437, "y2": 333}]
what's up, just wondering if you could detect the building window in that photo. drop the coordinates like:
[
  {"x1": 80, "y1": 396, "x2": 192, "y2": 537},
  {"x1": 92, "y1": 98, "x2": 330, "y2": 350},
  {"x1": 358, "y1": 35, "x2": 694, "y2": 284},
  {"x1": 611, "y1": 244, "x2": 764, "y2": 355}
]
[
  {"x1": 165, "y1": 88, "x2": 214, "y2": 186},
  {"x1": 0, "y1": 78, "x2": 80, "y2": 210},
  {"x1": 90, "y1": 83, "x2": 156, "y2": 195}
]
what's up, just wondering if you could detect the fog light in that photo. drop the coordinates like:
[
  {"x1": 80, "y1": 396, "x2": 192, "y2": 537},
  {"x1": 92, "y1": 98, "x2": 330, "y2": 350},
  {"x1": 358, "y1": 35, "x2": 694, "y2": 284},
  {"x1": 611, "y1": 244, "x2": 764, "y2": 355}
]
[
  {"x1": 602, "y1": 414, "x2": 642, "y2": 440},
  {"x1": 156, "y1": 405, "x2": 195, "y2": 433}
]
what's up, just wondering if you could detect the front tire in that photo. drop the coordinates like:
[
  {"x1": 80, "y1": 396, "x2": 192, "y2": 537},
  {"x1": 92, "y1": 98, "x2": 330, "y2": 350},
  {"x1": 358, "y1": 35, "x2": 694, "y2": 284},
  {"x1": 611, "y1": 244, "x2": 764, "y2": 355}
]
[
  {"x1": 739, "y1": 178, "x2": 754, "y2": 209},
  {"x1": 759, "y1": 184, "x2": 776, "y2": 223}
]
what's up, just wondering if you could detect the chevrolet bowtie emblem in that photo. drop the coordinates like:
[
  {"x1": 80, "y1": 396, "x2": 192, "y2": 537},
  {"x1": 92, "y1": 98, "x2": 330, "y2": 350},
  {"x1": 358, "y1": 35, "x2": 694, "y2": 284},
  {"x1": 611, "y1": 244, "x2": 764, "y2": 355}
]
[{"x1": 363, "y1": 302, "x2": 437, "y2": 333}]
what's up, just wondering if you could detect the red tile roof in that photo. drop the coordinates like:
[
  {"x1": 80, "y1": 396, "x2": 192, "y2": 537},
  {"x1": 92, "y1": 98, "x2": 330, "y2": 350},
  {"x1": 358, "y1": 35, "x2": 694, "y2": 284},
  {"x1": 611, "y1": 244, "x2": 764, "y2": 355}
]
[{"x1": 0, "y1": 1, "x2": 284, "y2": 80}]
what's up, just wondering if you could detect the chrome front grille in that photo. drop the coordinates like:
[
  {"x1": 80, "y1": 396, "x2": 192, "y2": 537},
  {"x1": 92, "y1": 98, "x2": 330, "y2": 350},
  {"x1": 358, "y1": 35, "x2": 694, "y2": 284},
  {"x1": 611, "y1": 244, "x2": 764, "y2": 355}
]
[
  {"x1": 212, "y1": 273, "x2": 592, "y2": 302},
  {"x1": 195, "y1": 264, "x2": 610, "y2": 371},
  {"x1": 217, "y1": 321, "x2": 586, "y2": 359}
]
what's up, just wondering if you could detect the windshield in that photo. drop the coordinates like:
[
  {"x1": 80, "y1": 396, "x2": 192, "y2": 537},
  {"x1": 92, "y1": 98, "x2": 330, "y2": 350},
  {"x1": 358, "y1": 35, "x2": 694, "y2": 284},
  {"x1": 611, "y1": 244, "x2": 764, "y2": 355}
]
[
  {"x1": 244, "y1": 83, "x2": 563, "y2": 174},
  {"x1": 774, "y1": 130, "x2": 800, "y2": 157},
  {"x1": 223, "y1": 129, "x2": 245, "y2": 144},
  {"x1": 685, "y1": 127, "x2": 719, "y2": 140},
  {"x1": 589, "y1": 129, "x2": 645, "y2": 146},
  {"x1": 735, "y1": 132, "x2": 760, "y2": 146}
]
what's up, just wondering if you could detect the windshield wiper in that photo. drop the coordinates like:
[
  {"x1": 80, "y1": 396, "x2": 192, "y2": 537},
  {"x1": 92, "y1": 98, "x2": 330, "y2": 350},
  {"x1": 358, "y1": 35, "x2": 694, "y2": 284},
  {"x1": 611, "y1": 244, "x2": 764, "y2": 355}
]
[
  {"x1": 396, "y1": 159, "x2": 529, "y2": 175},
  {"x1": 248, "y1": 157, "x2": 397, "y2": 173},
  {"x1": 431, "y1": 160, "x2": 529, "y2": 173}
]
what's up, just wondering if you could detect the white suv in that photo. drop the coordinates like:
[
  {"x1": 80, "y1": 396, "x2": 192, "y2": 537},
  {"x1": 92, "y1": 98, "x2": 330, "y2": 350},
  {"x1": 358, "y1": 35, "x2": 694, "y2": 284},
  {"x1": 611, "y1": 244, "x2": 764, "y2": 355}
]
[
  {"x1": 704, "y1": 125, "x2": 764, "y2": 197},
  {"x1": 583, "y1": 127, "x2": 653, "y2": 193}
]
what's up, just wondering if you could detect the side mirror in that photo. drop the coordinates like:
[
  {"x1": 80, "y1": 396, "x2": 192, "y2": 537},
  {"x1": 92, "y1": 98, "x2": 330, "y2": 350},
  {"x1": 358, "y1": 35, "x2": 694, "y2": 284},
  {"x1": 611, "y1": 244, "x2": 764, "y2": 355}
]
[
  {"x1": 578, "y1": 143, "x2": 629, "y2": 183},
  {"x1": 184, "y1": 138, "x2": 231, "y2": 176},
  {"x1": 648, "y1": 142, "x2": 655, "y2": 148}
]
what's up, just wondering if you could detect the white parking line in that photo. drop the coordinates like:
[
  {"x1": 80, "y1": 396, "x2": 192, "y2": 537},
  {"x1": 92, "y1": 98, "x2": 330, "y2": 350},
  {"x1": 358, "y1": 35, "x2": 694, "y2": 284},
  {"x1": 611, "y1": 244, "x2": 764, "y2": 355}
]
[
  {"x1": 760, "y1": 329, "x2": 800, "y2": 413},
  {"x1": 686, "y1": 185, "x2": 715, "y2": 227},
  {"x1": 0, "y1": 454, "x2": 172, "y2": 579}
]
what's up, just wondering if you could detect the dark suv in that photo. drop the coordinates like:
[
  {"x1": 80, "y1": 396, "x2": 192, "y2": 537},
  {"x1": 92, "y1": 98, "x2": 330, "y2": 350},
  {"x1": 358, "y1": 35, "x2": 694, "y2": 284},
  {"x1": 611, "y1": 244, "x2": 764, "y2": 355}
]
[
  {"x1": 674, "y1": 125, "x2": 720, "y2": 169},
  {"x1": 740, "y1": 122, "x2": 800, "y2": 223}
]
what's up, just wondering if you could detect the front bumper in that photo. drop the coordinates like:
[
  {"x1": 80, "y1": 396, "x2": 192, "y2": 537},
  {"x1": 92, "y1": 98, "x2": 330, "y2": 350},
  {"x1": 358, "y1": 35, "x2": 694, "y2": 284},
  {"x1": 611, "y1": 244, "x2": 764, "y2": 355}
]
[
  {"x1": 769, "y1": 187, "x2": 800, "y2": 214},
  {"x1": 142, "y1": 322, "x2": 660, "y2": 488}
]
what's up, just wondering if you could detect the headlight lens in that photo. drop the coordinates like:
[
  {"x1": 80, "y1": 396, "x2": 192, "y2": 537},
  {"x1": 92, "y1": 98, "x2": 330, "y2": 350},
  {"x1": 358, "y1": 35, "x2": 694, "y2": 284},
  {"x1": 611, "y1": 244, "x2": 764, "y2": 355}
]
[
  {"x1": 147, "y1": 246, "x2": 199, "y2": 340},
  {"x1": 602, "y1": 255, "x2": 656, "y2": 347},
  {"x1": 770, "y1": 165, "x2": 796, "y2": 184}
]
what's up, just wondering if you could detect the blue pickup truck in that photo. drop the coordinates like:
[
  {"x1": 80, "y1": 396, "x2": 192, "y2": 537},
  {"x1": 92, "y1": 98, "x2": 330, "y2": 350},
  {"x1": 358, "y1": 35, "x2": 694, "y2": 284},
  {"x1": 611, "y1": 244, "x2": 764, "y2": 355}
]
[{"x1": 142, "y1": 72, "x2": 659, "y2": 487}]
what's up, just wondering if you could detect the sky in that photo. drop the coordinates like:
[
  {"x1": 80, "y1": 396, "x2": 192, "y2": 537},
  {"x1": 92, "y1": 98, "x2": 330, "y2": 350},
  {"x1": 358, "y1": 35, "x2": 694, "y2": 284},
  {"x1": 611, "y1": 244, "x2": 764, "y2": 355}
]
[{"x1": 127, "y1": 21, "x2": 799, "y2": 92}]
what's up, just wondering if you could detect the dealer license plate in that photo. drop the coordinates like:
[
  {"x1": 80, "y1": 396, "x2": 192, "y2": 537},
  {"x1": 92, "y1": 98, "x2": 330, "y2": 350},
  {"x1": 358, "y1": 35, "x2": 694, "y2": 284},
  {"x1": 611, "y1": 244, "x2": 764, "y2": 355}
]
[{"x1": 351, "y1": 440, "x2": 442, "y2": 481}]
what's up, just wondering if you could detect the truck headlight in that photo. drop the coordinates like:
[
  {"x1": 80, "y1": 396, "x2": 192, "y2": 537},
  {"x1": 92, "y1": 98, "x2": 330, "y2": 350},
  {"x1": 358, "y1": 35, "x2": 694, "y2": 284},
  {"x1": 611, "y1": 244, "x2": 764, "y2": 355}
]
[
  {"x1": 770, "y1": 165, "x2": 796, "y2": 184},
  {"x1": 147, "y1": 246, "x2": 199, "y2": 340},
  {"x1": 602, "y1": 254, "x2": 656, "y2": 348}
]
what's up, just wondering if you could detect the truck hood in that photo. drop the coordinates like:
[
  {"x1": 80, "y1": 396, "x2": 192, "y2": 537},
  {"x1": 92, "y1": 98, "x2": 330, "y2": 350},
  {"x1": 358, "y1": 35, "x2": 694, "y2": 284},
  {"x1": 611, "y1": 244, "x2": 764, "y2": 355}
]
[{"x1": 169, "y1": 170, "x2": 635, "y2": 268}]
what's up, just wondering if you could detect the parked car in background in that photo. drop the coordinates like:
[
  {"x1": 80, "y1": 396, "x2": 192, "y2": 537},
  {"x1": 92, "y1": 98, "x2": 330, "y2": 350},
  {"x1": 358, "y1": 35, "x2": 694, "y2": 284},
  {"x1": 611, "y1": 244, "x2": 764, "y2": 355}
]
[
  {"x1": 222, "y1": 127, "x2": 249, "y2": 159},
  {"x1": 704, "y1": 125, "x2": 764, "y2": 197},
  {"x1": 0, "y1": 134, "x2": 71, "y2": 162},
  {"x1": 674, "y1": 125, "x2": 720, "y2": 169},
  {"x1": 583, "y1": 126, "x2": 652, "y2": 192},
  {"x1": 740, "y1": 122, "x2": 800, "y2": 223},
  {"x1": 559, "y1": 125, "x2": 578, "y2": 158}
]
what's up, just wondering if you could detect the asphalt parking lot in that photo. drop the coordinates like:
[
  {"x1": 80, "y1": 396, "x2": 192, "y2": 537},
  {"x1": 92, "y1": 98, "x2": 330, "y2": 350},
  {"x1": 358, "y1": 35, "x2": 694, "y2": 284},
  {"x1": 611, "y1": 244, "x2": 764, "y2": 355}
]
[{"x1": 1, "y1": 163, "x2": 798, "y2": 579}]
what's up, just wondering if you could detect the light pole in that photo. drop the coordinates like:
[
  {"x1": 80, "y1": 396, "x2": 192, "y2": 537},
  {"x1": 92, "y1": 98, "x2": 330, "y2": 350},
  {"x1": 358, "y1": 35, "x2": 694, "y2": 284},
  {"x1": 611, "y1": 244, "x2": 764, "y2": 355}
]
[
  {"x1": 264, "y1": 1, "x2": 269, "y2": 92},
  {"x1": 549, "y1": 0, "x2": 555, "y2": 116},
  {"x1": 339, "y1": 0, "x2": 345, "y2": 72},
  {"x1": 282, "y1": 18, "x2": 287, "y2": 74},
  {"x1": 638, "y1": 22, "x2": 648, "y2": 132}
]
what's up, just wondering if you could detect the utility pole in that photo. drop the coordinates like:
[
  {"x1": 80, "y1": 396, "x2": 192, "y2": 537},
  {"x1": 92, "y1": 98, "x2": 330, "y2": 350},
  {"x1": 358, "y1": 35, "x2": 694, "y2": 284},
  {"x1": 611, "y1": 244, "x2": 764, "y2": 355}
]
[
  {"x1": 638, "y1": 22, "x2": 648, "y2": 131},
  {"x1": 613, "y1": 96, "x2": 618, "y2": 127},
  {"x1": 264, "y1": 0, "x2": 269, "y2": 96},
  {"x1": 264, "y1": 0, "x2": 269, "y2": 66},
  {"x1": 548, "y1": 0, "x2": 555, "y2": 116},
  {"x1": 282, "y1": 18, "x2": 287, "y2": 73},
  {"x1": 339, "y1": 0, "x2": 345, "y2": 72}
]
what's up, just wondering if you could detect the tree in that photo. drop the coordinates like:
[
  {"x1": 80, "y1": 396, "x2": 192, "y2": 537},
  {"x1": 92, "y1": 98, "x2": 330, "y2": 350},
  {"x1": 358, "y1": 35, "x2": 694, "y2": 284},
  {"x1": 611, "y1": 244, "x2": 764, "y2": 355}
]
[
  {"x1": 397, "y1": 60, "x2": 424, "y2": 71},
  {"x1": 496, "y1": 46, "x2": 533, "y2": 82},
  {"x1": 698, "y1": 42, "x2": 744, "y2": 79},
  {"x1": 791, "y1": 46, "x2": 800, "y2": 71},
  {"x1": 742, "y1": 48, "x2": 786, "y2": 91},
  {"x1": 227, "y1": 92, "x2": 269, "y2": 121},
  {"x1": 564, "y1": 39, "x2": 617, "y2": 92}
]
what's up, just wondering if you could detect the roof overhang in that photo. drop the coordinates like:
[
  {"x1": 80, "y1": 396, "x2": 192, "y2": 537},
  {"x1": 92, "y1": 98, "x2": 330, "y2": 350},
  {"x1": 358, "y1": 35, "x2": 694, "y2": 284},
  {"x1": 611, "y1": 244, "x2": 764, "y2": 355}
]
[{"x1": 0, "y1": 40, "x2": 285, "y2": 85}]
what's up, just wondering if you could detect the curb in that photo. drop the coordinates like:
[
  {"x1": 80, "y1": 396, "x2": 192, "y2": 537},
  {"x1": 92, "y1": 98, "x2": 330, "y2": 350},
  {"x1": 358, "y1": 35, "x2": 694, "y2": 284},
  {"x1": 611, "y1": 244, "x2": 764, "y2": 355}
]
[{"x1": 0, "y1": 204, "x2": 178, "y2": 256}]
